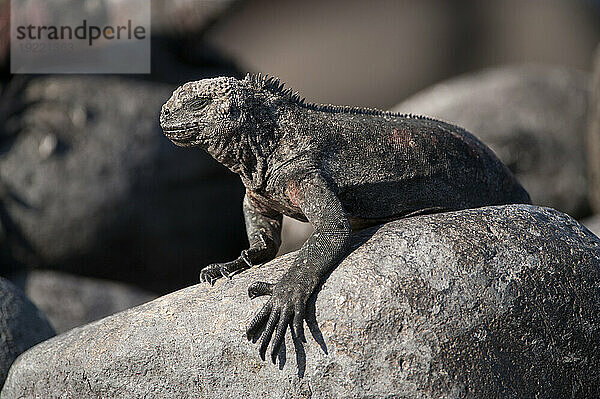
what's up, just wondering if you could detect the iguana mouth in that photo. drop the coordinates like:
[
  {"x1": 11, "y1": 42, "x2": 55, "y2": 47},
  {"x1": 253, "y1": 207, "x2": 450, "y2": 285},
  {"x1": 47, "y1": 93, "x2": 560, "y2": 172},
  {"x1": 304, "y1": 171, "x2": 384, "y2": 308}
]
[{"x1": 162, "y1": 127, "x2": 196, "y2": 142}]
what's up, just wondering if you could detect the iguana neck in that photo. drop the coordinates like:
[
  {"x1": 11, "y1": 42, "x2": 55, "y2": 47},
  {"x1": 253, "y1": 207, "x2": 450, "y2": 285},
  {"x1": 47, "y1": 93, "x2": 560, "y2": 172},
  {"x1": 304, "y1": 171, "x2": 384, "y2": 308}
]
[{"x1": 205, "y1": 111, "x2": 281, "y2": 191}]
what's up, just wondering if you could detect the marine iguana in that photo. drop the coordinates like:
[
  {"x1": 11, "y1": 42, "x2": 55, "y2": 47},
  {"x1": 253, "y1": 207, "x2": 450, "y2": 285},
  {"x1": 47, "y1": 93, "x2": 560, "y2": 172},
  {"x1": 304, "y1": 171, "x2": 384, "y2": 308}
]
[{"x1": 160, "y1": 73, "x2": 531, "y2": 364}]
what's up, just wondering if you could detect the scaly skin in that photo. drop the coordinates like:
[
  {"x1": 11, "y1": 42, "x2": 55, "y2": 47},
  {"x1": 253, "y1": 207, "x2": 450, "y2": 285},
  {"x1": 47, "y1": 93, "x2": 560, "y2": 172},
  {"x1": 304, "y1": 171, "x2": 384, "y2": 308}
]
[{"x1": 160, "y1": 73, "x2": 531, "y2": 364}]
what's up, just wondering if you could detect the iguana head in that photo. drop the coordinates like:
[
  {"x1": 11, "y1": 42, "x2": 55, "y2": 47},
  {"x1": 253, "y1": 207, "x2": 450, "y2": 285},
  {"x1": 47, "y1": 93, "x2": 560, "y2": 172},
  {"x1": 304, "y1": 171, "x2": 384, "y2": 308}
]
[
  {"x1": 160, "y1": 76, "x2": 249, "y2": 148},
  {"x1": 160, "y1": 74, "x2": 301, "y2": 149},
  {"x1": 160, "y1": 74, "x2": 293, "y2": 184}
]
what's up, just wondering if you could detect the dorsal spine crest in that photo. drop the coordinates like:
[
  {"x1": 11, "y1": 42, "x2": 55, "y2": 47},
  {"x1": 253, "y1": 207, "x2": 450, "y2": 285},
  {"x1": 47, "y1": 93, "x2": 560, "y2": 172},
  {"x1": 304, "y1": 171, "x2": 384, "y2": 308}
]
[{"x1": 243, "y1": 73, "x2": 436, "y2": 120}]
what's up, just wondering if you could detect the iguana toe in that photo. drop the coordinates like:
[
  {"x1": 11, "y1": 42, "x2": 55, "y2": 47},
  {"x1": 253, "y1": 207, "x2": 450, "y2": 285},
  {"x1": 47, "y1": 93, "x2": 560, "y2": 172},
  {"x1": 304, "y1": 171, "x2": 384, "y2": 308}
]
[
  {"x1": 248, "y1": 281, "x2": 274, "y2": 299},
  {"x1": 270, "y1": 307, "x2": 293, "y2": 363},
  {"x1": 220, "y1": 264, "x2": 234, "y2": 279},
  {"x1": 258, "y1": 308, "x2": 280, "y2": 361},
  {"x1": 246, "y1": 300, "x2": 272, "y2": 341},
  {"x1": 199, "y1": 264, "x2": 223, "y2": 284}
]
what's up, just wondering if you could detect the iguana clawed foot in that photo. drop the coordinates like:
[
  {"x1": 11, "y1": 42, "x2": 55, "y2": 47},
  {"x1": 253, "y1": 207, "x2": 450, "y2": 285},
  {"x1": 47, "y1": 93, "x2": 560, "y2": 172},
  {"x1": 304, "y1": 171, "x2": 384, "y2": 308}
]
[
  {"x1": 246, "y1": 272, "x2": 315, "y2": 364},
  {"x1": 199, "y1": 250, "x2": 253, "y2": 285}
]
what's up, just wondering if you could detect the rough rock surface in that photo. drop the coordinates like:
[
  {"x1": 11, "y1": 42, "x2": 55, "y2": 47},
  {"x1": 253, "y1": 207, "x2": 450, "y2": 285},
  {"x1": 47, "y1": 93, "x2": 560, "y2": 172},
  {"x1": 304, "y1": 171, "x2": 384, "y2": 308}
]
[
  {"x1": 8, "y1": 270, "x2": 157, "y2": 334},
  {"x1": 4, "y1": 205, "x2": 600, "y2": 398},
  {"x1": 0, "y1": 277, "x2": 55, "y2": 388},
  {"x1": 581, "y1": 214, "x2": 600, "y2": 238},
  {"x1": 0, "y1": 76, "x2": 246, "y2": 292},
  {"x1": 393, "y1": 65, "x2": 591, "y2": 218}
]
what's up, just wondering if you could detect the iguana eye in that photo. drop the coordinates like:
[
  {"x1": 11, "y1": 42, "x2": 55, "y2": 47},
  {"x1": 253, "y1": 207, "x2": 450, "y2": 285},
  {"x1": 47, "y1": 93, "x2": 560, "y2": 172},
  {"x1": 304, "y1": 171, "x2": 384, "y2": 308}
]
[
  {"x1": 228, "y1": 105, "x2": 241, "y2": 119},
  {"x1": 188, "y1": 97, "x2": 211, "y2": 111}
]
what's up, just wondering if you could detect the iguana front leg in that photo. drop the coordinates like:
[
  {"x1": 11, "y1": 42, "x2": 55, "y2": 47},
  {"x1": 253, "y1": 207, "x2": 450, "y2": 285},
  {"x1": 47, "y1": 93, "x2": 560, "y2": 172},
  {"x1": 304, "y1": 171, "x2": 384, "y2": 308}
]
[
  {"x1": 245, "y1": 174, "x2": 351, "y2": 363},
  {"x1": 200, "y1": 191, "x2": 282, "y2": 285}
]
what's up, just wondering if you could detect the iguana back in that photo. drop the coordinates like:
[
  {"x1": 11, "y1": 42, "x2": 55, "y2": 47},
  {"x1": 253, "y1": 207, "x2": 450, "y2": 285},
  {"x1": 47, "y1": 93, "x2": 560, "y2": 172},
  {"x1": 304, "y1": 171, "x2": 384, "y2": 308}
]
[{"x1": 280, "y1": 110, "x2": 531, "y2": 223}]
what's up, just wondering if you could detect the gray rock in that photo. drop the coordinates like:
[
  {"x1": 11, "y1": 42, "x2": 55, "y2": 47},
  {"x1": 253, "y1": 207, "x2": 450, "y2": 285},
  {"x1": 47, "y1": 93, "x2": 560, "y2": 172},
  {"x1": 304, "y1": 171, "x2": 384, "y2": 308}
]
[
  {"x1": 392, "y1": 65, "x2": 591, "y2": 218},
  {"x1": 9, "y1": 270, "x2": 157, "y2": 334},
  {"x1": 277, "y1": 216, "x2": 313, "y2": 255},
  {"x1": 0, "y1": 76, "x2": 246, "y2": 292},
  {"x1": 3, "y1": 204, "x2": 600, "y2": 398},
  {"x1": 587, "y1": 45, "x2": 600, "y2": 213},
  {"x1": 9, "y1": 0, "x2": 240, "y2": 38},
  {"x1": 1, "y1": 1, "x2": 243, "y2": 85},
  {"x1": 580, "y1": 214, "x2": 600, "y2": 238},
  {"x1": 0, "y1": 277, "x2": 54, "y2": 389}
]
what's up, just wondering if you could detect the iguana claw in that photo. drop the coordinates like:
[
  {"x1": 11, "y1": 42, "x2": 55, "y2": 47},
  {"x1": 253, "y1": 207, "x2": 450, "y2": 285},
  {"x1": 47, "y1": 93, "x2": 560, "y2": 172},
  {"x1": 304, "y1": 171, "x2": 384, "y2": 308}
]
[
  {"x1": 199, "y1": 253, "x2": 253, "y2": 284},
  {"x1": 248, "y1": 281, "x2": 274, "y2": 299}
]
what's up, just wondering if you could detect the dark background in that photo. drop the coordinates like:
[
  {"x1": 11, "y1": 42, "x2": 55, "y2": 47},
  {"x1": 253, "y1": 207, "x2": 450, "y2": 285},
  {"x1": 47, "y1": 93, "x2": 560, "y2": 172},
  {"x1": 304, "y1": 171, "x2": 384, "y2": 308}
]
[{"x1": 206, "y1": 0, "x2": 600, "y2": 108}]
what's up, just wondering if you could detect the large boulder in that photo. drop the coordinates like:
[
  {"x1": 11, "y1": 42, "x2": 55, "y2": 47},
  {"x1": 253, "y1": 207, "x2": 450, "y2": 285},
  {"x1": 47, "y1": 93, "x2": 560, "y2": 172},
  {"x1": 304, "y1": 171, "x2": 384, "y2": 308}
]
[
  {"x1": 9, "y1": 0, "x2": 241, "y2": 39},
  {"x1": 392, "y1": 65, "x2": 591, "y2": 218},
  {"x1": 3, "y1": 204, "x2": 600, "y2": 398},
  {"x1": 9, "y1": 270, "x2": 156, "y2": 334},
  {"x1": 0, "y1": 277, "x2": 55, "y2": 389},
  {"x1": 581, "y1": 214, "x2": 600, "y2": 238},
  {"x1": 0, "y1": 76, "x2": 246, "y2": 293}
]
